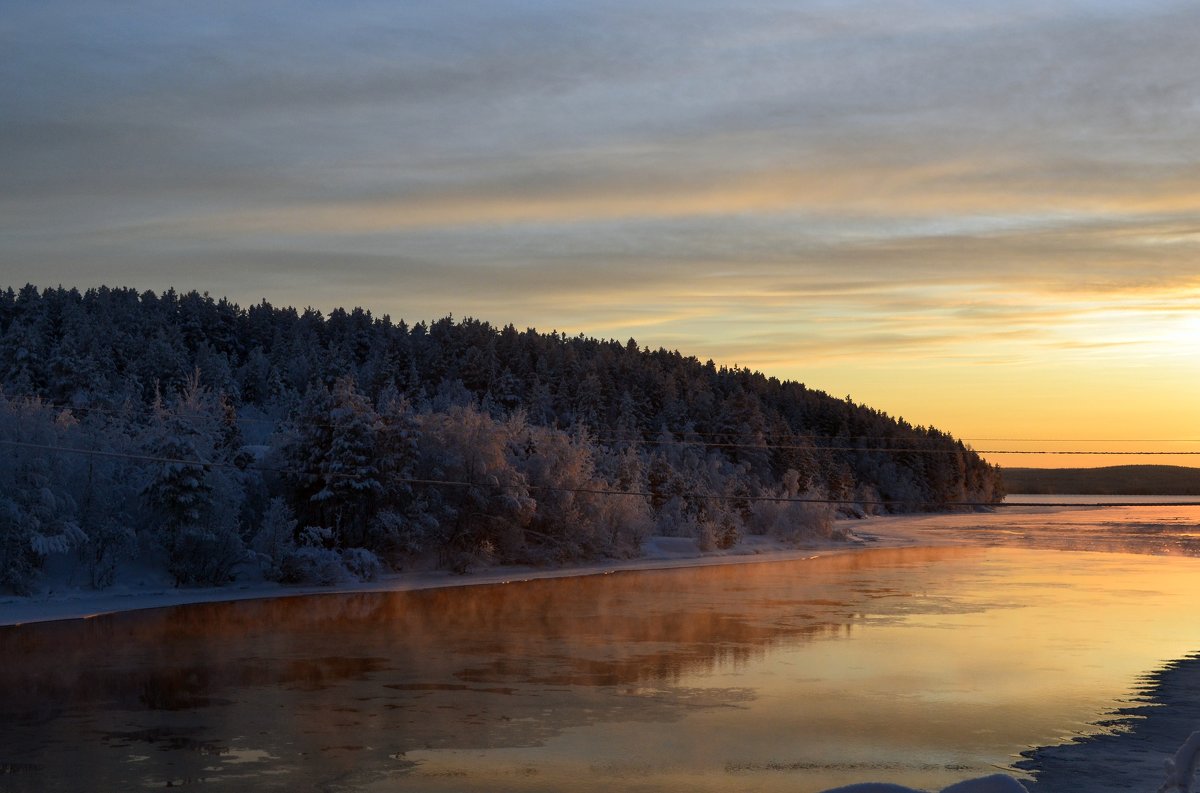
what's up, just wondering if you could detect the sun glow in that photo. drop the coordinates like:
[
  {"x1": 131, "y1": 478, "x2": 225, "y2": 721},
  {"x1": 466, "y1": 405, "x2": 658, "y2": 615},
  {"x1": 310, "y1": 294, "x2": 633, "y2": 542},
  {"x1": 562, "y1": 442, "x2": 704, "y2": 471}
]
[{"x1": 1162, "y1": 311, "x2": 1200, "y2": 352}]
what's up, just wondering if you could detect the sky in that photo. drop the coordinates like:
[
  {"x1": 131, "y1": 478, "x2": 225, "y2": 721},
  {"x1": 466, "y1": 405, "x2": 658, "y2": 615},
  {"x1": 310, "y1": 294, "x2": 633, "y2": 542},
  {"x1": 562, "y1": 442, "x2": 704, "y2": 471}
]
[{"x1": 2, "y1": 0, "x2": 1198, "y2": 468}]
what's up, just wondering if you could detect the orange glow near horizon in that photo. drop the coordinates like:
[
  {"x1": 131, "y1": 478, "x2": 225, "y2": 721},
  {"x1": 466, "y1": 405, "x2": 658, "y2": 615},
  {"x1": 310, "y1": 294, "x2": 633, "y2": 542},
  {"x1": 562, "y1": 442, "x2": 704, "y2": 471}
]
[
  {"x1": 776, "y1": 358, "x2": 1200, "y2": 470},
  {"x1": 4, "y1": 2, "x2": 1199, "y2": 470},
  {"x1": 465, "y1": 281, "x2": 1199, "y2": 470}
]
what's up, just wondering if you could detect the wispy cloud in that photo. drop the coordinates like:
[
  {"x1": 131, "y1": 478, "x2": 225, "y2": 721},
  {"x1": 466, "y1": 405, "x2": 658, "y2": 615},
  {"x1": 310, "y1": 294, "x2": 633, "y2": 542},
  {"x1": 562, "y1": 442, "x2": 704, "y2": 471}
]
[{"x1": 3, "y1": 0, "x2": 1199, "y2": 445}]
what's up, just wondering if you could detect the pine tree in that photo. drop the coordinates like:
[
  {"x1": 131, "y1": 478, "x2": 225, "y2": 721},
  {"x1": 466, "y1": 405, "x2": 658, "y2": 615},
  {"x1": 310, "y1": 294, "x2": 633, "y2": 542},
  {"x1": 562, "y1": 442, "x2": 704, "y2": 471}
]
[
  {"x1": 251, "y1": 496, "x2": 297, "y2": 580},
  {"x1": 313, "y1": 376, "x2": 382, "y2": 546},
  {"x1": 368, "y1": 383, "x2": 423, "y2": 557},
  {"x1": 139, "y1": 373, "x2": 245, "y2": 585},
  {"x1": 0, "y1": 396, "x2": 86, "y2": 593}
]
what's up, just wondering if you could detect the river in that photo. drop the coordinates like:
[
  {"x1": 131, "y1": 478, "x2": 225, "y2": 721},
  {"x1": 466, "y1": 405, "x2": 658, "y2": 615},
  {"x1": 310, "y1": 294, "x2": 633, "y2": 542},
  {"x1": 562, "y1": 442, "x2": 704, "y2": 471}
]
[{"x1": 3, "y1": 507, "x2": 1200, "y2": 792}]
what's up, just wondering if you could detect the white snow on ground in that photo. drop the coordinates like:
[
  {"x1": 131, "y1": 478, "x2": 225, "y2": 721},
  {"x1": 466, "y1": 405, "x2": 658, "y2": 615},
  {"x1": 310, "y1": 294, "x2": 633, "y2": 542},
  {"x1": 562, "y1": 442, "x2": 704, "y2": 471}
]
[
  {"x1": 0, "y1": 532, "x2": 856, "y2": 627},
  {"x1": 5, "y1": 501, "x2": 1199, "y2": 627},
  {"x1": 1015, "y1": 653, "x2": 1200, "y2": 793},
  {"x1": 819, "y1": 775, "x2": 1028, "y2": 793}
]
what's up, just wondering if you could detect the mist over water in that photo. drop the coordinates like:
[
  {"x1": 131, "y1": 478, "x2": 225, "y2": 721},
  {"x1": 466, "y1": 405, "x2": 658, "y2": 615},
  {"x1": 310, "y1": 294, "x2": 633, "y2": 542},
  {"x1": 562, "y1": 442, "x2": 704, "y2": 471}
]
[
  {"x1": 1005, "y1": 494, "x2": 1200, "y2": 505},
  {"x1": 859, "y1": 502, "x2": 1200, "y2": 558},
  {"x1": 3, "y1": 510, "x2": 1200, "y2": 792}
]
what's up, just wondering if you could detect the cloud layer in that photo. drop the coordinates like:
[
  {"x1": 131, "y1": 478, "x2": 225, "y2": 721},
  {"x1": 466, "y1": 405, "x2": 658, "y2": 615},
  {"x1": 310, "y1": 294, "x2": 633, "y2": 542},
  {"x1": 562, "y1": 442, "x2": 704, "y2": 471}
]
[{"x1": 3, "y1": 0, "x2": 1198, "y2": 456}]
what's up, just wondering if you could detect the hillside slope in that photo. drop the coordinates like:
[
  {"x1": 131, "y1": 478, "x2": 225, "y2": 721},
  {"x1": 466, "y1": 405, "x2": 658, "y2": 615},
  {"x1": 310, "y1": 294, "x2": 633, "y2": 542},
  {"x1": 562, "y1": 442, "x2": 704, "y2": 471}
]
[
  {"x1": 0, "y1": 285, "x2": 1002, "y2": 592},
  {"x1": 1001, "y1": 465, "x2": 1200, "y2": 495}
]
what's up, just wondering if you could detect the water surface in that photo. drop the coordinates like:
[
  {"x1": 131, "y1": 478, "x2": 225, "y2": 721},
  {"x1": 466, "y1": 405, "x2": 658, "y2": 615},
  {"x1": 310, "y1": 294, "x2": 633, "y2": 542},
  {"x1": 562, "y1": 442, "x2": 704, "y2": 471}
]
[
  {"x1": 1005, "y1": 494, "x2": 1200, "y2": 505},
  {"x1": 3, "y1": 543, "x2": 1200, "y2": 792}
]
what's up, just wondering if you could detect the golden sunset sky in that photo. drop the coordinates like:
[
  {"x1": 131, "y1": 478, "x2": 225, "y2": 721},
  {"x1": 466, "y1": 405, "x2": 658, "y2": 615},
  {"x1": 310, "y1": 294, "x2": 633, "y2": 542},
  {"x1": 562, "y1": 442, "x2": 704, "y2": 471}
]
[{"x1": 2, "y1": 1, "x2": 1197, "y2": 468}]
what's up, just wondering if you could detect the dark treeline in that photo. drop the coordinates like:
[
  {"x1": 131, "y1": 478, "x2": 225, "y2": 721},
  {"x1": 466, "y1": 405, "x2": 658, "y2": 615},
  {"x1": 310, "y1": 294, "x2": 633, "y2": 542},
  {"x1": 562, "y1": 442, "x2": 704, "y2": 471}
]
[
  {"x1": 0, "y1": 285, "x2": 1002, "y2": 593},
  {"x1": 1003, "y1": 466, "x2": 1200, "y2": 496}
]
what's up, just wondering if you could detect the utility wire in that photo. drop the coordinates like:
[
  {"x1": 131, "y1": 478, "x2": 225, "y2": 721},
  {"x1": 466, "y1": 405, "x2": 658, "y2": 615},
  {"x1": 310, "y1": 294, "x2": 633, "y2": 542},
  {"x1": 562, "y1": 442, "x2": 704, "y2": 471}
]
[
  {"x1": 961, "y1": 438, "x2": 1200, "y2": 443},
  {"x1": 5, "y1": 393, "x2": 1199, "y2": 449},
  {"x1": 3, "y1": 399, "x2": 1198, "y2": 457},
  {"x1": 978, "y1": 450, "x2": 1200, "y2": 456},
  {"x1": 2, "y1": 439, "x2": 1198, "y2": 509}
]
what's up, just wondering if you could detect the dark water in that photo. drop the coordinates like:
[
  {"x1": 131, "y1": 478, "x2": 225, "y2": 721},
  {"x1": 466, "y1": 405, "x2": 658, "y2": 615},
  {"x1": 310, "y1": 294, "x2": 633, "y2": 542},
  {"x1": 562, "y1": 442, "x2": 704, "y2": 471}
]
[{"x1": 3, "y1": 546, "x2": 1200, "y2": 792}]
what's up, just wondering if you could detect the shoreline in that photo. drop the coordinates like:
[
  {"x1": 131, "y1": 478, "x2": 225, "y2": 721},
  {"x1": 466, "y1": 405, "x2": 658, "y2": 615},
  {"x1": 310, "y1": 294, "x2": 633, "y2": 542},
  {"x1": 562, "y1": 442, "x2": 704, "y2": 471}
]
[
  {"x1": 0, "y1": 528, "x2": 903, "y2": 628},
  {"x1": 10, "y1": 499, "x2": 1186, "y2": 628},
  {"x1": 1017, "y1": 652, "x2": 1200, "y2": 792}
]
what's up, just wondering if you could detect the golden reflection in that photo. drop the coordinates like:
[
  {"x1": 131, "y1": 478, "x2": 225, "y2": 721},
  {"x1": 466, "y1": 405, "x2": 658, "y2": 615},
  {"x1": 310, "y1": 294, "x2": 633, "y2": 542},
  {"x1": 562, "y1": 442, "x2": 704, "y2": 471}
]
[{"x1": 3, "y1": 543, "x2": 1200, "y2": 792}]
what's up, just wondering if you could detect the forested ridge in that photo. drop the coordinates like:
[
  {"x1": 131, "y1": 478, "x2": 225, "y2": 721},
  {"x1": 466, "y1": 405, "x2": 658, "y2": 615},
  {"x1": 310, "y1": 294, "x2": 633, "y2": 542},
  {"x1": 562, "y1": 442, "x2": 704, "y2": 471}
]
[
  {"x1": 0, "y1": 285, "x2": 1002, "y2": 594},
  {"x1": 1003, "y1": 466, "x2": 1200, "y2": 496}
]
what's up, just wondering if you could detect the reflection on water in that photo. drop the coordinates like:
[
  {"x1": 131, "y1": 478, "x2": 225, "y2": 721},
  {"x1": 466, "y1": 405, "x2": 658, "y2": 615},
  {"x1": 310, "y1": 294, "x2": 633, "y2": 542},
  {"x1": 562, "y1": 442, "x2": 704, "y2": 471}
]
[
  {"x1": 2, "y1": 544, "x2": 1200, "y2": 792},
  {"x1": 861, "y1": 503, "x2": 1200, "y2": 558},
  {"x1": 1004, "y1": 495, "x2": 1200, "y2": 505}
]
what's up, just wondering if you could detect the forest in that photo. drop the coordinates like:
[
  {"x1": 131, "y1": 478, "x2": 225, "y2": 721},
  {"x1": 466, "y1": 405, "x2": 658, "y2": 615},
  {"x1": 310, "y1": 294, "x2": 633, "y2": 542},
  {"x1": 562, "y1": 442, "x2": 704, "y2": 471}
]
[
  {"x1": 0, "y1": 285, "x2": 1003, "y2": 594},
  {"x1": 1002, "y1": 466, "x2": 1200, "y2": 496}
]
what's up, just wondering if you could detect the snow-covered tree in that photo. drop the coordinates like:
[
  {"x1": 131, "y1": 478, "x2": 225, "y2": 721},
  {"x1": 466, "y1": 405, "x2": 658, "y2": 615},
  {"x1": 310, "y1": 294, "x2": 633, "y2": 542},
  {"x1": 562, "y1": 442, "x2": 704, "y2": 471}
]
[
  {"x1": 313, "y1": 376, "x2": 381, "y2": 546},
  {"x1": 0, "y1": 396, "x2": 86, "y2": 593},
  {"x1": 749, "y1": 469, "x2": 835, "y2": 541},
  {"x1": 66, "y1": 407, "x2": 139, "y2": 588},
  {"x1": 416, "y1": 405, "x2": 534, "y2": 571},
  {"x1": 139, "y1": 373, "x2": 245, "y2": 585},
  {"x1": 0, "y1": 286, "x2": 1004, "y2": 589},
  {"x1": 251, "y1": 496, "x2": 297, "y2": 581},
  {"x1": 366, "y1": 383, "x2": 426, "y2": 559},
  {"x1": 510, "y1": 421, "x2": 649, "y2": 560}
]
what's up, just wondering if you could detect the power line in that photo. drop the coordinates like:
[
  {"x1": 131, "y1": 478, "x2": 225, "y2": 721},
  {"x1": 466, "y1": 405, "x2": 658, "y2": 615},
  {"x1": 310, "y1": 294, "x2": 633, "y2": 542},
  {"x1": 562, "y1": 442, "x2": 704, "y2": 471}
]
[
  {"x1": 0, "y1": 439, "x2": 223, "y2": 469},
  {"x1": 963, "y1": 438, "x2": 1200, "y2": 443},
  {"x1": 988, "y1": 501, "x2": 1200, "y2": 507},
  {"x1": 0, "y1": 438, "x2": 976, "y2": 506},
  {"x1": 2, "y1": 438, "x2": 1198, "y2": 509},
  {"x1": 586, "y1": 440, "x2": 1200, "y2": 455},
  {"x1": 0, "y1": 437, "x2": 864, "y2": 505},
  {"x1": 4, "y1": 402, "x2": 1198, "y2": 457},
  {"x1": 979, "y1": 450, "x2": 1200, "y2": 456},
  {"x1": 6, "y1": 393, "x2": 1200, "y2": 450}
]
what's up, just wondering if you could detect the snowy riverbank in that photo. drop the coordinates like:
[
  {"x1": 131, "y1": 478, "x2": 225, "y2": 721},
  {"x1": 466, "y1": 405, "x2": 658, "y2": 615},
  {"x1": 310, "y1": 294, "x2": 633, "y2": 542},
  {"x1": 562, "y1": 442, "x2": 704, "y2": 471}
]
[
  {"x1": 0, "y1": 530, "x2": 880, "y2": 627},
  {"x1": 6, "y1": 500, "x2": 1199, "y2": 629},
  {"x1": 1017, "y1": 652, "x2": 1200, "y2": 793}
]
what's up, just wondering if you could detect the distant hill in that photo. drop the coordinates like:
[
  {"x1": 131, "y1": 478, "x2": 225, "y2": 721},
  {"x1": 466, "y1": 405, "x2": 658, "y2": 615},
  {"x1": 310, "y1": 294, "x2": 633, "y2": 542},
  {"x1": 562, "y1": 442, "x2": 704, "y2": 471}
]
[
  {"x1": 0, "y1": 285, "x2": 1002, "y2": 594},
  {"x1": 1001, "y1": 465, "x2": 1200, "y2": 496}
]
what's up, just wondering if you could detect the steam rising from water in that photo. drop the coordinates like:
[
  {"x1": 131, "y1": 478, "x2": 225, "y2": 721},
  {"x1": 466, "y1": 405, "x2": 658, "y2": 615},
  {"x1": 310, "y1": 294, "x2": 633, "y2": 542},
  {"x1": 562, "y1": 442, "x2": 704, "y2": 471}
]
[
  {"x1": 859, "y1": 503, "x2": 1200, "y2": 557},
  {"x1": 3, "y1": 509, "x2": 1200, "y2": 791}
]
